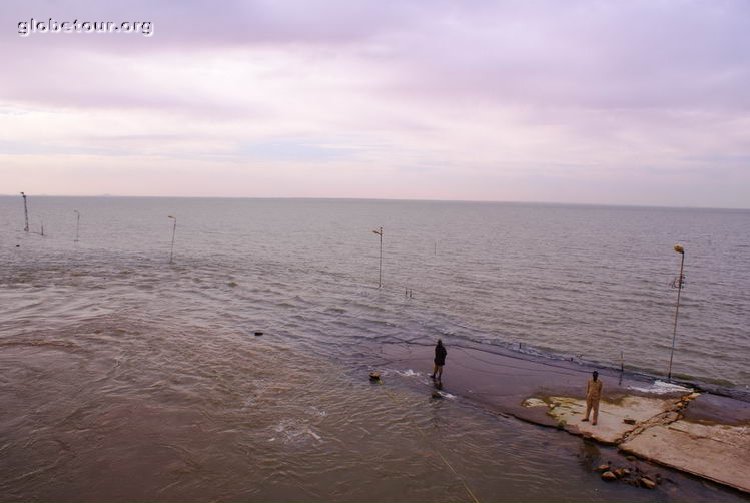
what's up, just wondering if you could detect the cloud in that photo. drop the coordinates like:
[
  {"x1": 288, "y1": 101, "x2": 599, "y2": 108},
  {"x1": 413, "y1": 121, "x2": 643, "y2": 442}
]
[{"x1": 1, "y1": 0, "x2": 749, "y2": 206}]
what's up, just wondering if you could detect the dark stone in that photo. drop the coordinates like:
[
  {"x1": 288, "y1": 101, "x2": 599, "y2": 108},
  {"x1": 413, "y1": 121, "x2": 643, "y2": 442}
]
[
  {"x1": 640, "y1": 477, "x2": 657, "y2": 489},
  {"x1": 602, "y1": 471, "x2": 617, "y2": 481}
]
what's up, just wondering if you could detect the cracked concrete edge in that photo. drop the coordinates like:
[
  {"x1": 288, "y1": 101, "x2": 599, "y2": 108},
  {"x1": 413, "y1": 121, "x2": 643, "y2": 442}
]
[
  {"x1": 520, "y1": 391, "x2": 750, "y2": 493},
  {"x1": 618, "y1": 434, "x2": 750, "y2": 494},
  {"x1": 541, "y1": 393, "x2": 691, "y2": 445},
  {"x1": 618, "y1": 391, "x2": 699, "y2": 443}
]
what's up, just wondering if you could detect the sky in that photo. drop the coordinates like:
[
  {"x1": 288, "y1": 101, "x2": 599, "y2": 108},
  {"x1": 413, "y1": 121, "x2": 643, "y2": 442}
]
[{"x1": 1, "y1": 0, "x2": 749, "y2": 207}]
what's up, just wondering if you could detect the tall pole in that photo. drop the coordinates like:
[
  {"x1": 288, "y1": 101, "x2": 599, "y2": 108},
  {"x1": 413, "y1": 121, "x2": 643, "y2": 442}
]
[
  {"x1": 168, "y1": 215, "x2": 177, "y2": 264},
  {"x1": 74, "y1": 210, "x2": 80, "y2": 242},
  {"x1": 668, "y1": 244, "x2": 685, "y2": 380},
  {"x1": 20, "y1": 192, "x2": 29, "y2": 232},
  {"x1": 372, "y1": 226, "x2": 383, "y2": 288}
]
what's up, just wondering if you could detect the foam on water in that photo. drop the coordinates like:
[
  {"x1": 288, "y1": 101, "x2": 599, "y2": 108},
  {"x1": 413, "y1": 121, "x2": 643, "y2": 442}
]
[{"x1": 628, "y1": 380, "x2": 694, "y2": 395}]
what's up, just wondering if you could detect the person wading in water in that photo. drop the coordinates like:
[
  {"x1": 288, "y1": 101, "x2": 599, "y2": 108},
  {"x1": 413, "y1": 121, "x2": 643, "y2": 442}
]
[{"x1": 430, "y1": 339, "x2": 447, "y2": 382}]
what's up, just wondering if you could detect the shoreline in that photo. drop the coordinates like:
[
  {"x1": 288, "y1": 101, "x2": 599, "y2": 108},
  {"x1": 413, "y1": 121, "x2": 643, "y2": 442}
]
[{"x1": 374, "y1": 341, "x2": 750, "y2": 494}]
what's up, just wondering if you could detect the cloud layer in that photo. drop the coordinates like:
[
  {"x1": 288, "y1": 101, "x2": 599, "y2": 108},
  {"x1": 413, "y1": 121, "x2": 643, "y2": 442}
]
[{"x1": 1, "y1": 0, "x2": 749, "y2": 206}]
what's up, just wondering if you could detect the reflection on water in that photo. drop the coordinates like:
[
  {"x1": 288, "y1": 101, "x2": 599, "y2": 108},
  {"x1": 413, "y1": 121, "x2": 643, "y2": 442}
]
[{"x1": 1, "y1": 197, "x2": 748, "y2": 501}]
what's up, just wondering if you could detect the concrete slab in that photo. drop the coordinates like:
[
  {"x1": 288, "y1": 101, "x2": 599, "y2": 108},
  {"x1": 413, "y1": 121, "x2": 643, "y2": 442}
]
[
  {"x1": 620, "y1": 420, "x2": 750, "y2": 493},
  {"x1": 544, "y1": 396, "x2": 681, "y2": 445}
]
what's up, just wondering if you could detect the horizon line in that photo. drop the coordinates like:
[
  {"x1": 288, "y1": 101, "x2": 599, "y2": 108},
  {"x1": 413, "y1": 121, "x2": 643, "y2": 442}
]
[{"x1": 0, "y1": 193, "x2": 748, "y2": 211}]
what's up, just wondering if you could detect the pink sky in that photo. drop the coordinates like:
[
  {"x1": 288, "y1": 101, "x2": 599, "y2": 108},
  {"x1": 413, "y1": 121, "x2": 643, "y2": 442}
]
[{"x1": 1, "y1": 0, "x2": 749, "y2": 207}]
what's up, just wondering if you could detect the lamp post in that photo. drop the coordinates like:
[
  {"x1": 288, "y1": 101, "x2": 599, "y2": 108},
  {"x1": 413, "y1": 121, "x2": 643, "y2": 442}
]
[
  {"x1": 168, "y1": 215, "x2": 177, "y2": 264},
  {"x1": 20, "y1": 192, "x2": 29, "y2": 232},
  {"x1": 74, "y1": 210, "x2": 80, "y2": 243},
  {"x1": 372, "y1": 226, "x2": 383, "y2": 288},
  {"x1": 668, "y1": 244, "x2": 685, "y2": 380}
]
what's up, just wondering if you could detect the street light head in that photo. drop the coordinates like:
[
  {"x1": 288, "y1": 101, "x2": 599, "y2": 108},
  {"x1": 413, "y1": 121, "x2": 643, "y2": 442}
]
[
  {"x1": 674, "y1": 244, "x2": 684, "y2": 254},
  {"x1": 168, "y1": 215, "x2": 175, "y2": 219}
]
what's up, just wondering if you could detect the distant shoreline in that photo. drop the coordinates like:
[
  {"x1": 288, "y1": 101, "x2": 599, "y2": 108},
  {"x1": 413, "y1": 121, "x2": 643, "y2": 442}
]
[{"x1": 1, "y1": 194, "x2": 748, "y2": 211}]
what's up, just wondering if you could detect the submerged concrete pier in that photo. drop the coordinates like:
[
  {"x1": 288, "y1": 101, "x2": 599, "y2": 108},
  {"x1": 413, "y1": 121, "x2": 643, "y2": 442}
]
[{"x1": 378, "y1": 343, "x2": 750, "y2": 494}]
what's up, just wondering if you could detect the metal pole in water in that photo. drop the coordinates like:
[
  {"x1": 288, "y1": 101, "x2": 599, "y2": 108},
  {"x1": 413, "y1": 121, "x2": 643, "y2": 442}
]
[
  {"x1": 668, "y1": 244, "x2": 685, "y2": 380},
  {"x1": 168, "y1": 215, "x2": 177, "y2": 264},
  {"x1": 74, "y1": 210, "x2": 80, "y2": 243},
  {"x1": 20, "y1": 192, "x2": 29, "y2": 232},
  {"x1": 372, "y1": 226, "x2": 383, "y2": 288}
]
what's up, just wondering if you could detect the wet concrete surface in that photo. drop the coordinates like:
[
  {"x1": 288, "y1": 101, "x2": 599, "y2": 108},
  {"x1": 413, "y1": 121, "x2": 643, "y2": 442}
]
[{"x1": 376, "y1": 342, "x2": 750, "y2": 494}]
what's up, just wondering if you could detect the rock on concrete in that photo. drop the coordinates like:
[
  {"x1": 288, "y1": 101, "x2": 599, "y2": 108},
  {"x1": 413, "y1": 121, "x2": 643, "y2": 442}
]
[
  {"x1": 620, "y1": 420, "x2": 750, "y2": 494},
  {"x1": 601, "y1": 471, "x2": 617, "y2": 481},
  {"x1": 640, "y1": 477, "x2": 657, "y2": 489}
]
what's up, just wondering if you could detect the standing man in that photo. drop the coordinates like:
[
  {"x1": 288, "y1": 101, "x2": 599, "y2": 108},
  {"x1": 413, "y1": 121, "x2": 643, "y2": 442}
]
[
  {"x1": 582, "y1": 370, "x2": 603, "y2": 425},
  {"x1": 430, "y1": 339, "x2": 447, "y2": 381}
]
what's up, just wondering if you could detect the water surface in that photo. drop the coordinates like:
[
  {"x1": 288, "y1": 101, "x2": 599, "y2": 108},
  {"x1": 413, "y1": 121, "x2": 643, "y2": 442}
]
[{"x1": 1, "y1": 196, "x2": 747, "y2": 501}]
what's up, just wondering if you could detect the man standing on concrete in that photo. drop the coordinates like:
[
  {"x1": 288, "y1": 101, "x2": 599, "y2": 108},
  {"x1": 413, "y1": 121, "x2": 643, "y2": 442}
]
[
  {"x1": 430, "y1": 339, "x2": 447, "y2": 382},
  {"x1": 582, "y1": 370, "x2": 603, "y2": 425}
]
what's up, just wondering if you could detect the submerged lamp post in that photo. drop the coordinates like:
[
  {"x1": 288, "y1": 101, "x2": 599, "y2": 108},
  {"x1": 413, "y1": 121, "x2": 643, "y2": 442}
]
[
  {"x1": 372, "y1": 226, "x2": 383, "y2": 288},
  {"x1": 667, "y1": 244, "x2": 686, "y2": 380},
  {"x1": 20, "y1": 192, "x2": 29, "y2": 232},
  {"x1": 74, "y1": 210, "x2": 80, "y2": 243},
  {"x1": 168, "y1": 215, "x2": 177, "y2": 264}
]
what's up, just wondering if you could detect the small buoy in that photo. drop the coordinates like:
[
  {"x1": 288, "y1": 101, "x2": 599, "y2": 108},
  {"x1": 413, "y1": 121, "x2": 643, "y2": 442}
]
[
  {"x1": 254, "y1": 331, "x2": 263, "y2": 336},
  {"x1": 369, "y1": 371, "x2": 381, "y2": 381}
]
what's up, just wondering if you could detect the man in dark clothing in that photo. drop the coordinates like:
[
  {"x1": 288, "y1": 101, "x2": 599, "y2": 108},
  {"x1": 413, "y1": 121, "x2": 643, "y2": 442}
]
[{"x1": 430, "y1": 339, "x2": 447, "y2": 381}]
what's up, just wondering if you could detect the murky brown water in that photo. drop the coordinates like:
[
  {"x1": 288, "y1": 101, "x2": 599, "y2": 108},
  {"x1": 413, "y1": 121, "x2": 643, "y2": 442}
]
[
  {"x1": 1, "y1": 321, "x2": 744, "y2": 501},
  {"x1": 1, "y1": 196, "x2": 748, "y2": 501}
]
